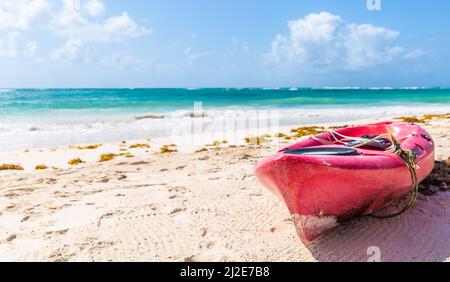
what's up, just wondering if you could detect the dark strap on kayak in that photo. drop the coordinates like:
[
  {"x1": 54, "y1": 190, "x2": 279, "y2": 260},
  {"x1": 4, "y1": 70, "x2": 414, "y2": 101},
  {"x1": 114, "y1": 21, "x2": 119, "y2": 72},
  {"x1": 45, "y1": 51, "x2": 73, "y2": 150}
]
[{"x1": 283, "y1": 147, "x2": 360, "y2": 156}]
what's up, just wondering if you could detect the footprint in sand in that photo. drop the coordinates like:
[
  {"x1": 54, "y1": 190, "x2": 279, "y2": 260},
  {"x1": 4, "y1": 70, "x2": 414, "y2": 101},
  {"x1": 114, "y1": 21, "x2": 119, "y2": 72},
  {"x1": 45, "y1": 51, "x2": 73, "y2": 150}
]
[
  {"x1": 47, "y1": 204, "x2": 72, "y2": 213},
  {"x1": 200, "y1": 227, "x2": 208, "y2": 237},
  {"x1": 170, "y1": 207, "x2": 186, "y2": 215},
  {"x1": 36, "y1": 178, "x2": 57, "y2": 184},
  {"x1": 48, "y1": 245, "x2": 74, "y2": 262},
  {"x1": 6, "y1": 234, "x2": 17, "y2": 242},
  {"x1": 97, "y1": 212, "x2": 118, "y2": 227},
  {"x1": 6, "y1": 204, "x2": 17, "y2": 210},
  {"x1": 199, "y1": 240, "x2": 216, "y2": 250},
  {"x1": 21, "y1": 215, "x2": 31, "y2": 222},
  {"x1": 168, "y1": 186, "x2": 190, "y2": 195},
  {"x1": 4, "y1": 192, "x2": 17, "y2": 198},
  {"x1": 184, "y1": 250, "x2": 230, "y2": 262},
  {"x1": 117, "y1": 174, "x2": 127, "y2": 180},
  {"x1": 98, "y1": 177, "x2": 110, "y2": 183},
  {"x1": 130, "y1": 161, "x2": 151, "y2": 165},
  {"x1": 45, "y1": 229, "x2": 69, "y2": 236},
  {"x1": 208, "y1": 177, "x2": 220, "y2": 180}
]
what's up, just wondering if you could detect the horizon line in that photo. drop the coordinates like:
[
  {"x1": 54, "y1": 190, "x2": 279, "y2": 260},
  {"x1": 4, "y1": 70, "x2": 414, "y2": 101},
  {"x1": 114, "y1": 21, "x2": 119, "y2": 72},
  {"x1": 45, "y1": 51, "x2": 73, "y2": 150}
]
[{"x1": 1, "y1": 86, "x2": 450, "y2": 90}]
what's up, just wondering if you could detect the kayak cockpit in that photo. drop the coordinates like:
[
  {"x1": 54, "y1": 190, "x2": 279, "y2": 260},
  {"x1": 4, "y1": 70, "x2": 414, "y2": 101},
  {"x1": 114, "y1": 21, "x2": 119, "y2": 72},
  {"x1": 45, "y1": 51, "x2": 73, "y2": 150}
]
[{"x1": 283, "y1": 147, "x2": 360, "y2": 156}]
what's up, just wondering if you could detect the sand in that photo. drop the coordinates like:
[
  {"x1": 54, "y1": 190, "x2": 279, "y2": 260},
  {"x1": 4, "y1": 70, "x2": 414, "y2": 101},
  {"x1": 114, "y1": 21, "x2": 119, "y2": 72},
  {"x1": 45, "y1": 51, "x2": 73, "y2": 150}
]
[{"x1": 0, "y1": 117, "x2": 449, "y2": 262}]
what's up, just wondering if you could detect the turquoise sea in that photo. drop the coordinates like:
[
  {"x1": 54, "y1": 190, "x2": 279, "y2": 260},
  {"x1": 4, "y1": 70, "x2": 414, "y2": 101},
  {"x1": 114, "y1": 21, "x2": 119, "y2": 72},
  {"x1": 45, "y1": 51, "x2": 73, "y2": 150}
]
[{"x1": 0, "y1": 88, "x2": 449, "y2": 150}]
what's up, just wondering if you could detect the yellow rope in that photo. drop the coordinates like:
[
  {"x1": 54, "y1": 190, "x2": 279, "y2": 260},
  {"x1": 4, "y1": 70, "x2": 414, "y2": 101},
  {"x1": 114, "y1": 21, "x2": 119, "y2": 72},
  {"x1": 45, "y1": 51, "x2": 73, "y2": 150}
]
[
  {"x1": 369, "y1": 130, "x2": 418, "y2": 219},
  {"x1": 310, "y1": 129, "x2": 419, "y2": 218}
]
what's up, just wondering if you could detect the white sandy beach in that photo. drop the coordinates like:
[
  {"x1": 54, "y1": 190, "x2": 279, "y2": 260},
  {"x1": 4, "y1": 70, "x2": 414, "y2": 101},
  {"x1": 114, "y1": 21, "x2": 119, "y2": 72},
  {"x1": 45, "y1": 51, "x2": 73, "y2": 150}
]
[{"x1": 0, "y1": 116, "x2": 449, "y2": 262}]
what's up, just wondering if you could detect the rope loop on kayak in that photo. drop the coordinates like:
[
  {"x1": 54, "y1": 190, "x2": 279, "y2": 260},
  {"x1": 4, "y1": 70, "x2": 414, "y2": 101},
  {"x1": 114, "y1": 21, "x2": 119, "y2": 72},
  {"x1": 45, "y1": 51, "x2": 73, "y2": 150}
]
[
  {"x1": 369, "y1": 130, "x2": 418, "y2": 219},
  {"x1": 311, "y1": 129, "x2": 418, "y2": 218}
]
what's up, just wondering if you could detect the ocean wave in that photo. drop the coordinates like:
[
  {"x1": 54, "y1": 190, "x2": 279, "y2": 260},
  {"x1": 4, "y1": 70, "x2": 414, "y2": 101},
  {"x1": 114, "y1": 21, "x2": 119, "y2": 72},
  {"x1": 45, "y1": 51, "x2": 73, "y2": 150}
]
[
  {"x1": 398, "y1": 86, "x2": 433, "y2": 90},
  {"x1": 368, "y1": 87, "x2": 395, "y2": 90},
  {"x1": 1, "y1": 104, "x2": 450, "y2": 151},
  {"x1": 310, "y1": 86, "x2": 436, "y2": 90},
  {"x1": 368, "y1": 87, "x2": 428, "y2": 90},
  {"x1": 314, "y1": 87, "x2": 361, "y2": 90}
]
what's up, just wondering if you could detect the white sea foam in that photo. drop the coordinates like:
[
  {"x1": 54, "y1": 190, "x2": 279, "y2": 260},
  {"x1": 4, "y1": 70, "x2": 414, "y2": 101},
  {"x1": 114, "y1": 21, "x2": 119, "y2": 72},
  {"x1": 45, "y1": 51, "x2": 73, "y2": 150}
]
[
  {"x1": 0, "y1": 89, "x2": 15, "y2": 93},
  {"x1": 311, "y1": 86, "x2": 435, "y2": 90},
  {"x1": 1, "y1": 104, "x2": 449, "y2": 151},
  {"x1": 315, "y1": 87, "x2": 361, "y2": 90}
]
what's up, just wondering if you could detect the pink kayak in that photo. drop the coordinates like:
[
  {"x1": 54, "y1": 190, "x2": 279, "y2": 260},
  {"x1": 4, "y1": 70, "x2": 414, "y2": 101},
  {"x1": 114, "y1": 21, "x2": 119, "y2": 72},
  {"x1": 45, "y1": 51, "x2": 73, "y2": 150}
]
[{"x1": 255, "y1": 121, "x2": 435, "y2": 243}]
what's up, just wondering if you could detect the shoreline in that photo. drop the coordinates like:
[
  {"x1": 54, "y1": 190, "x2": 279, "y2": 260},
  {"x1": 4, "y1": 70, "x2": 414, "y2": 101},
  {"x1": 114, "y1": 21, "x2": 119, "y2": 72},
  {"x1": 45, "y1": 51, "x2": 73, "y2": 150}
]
[
  {"x1": 0, "y1": 115, "x2": 426, "y2": 171},
  {"x1": 2, "y1": 103, "x2": 450, "y2": 152},
  {"x1": 0, "y1": 116, "x2": 389, "y2": 171},
  {"x1": 0, "y1": 114, "x2": 449, "y2": 261}
]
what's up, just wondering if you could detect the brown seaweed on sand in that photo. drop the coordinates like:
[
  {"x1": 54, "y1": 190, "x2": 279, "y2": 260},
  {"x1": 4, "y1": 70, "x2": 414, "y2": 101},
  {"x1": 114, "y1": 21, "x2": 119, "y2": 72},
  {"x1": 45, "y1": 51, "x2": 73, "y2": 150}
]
[
  {"x1": 274, "y1": 132, "x2": 287, "y2": 138},
  {"x1": 129, "y1": 143, "x2": 150, "y2": 149},
  {"x1": 290, "y1": 126, "x2": 324, "y2": 138},
  {"x1": 99, "y1": 153, "x2": 119, "y2": 162},
  {"x1": 68, "y1": 158, "x2": 85, "y2": 166},
  {"x1": 419, "y1": 158, "x2": 450, "y2": 195},
  {"x1": 35, "y1": 164, "x2": 48, "y2": 170},
  {"x1": 395, "y1": 113, "x2": 450, "y2": 124},
  {"x1": 195, "y1": 148, "x2": 208, "y2": 153},
  {"x1": 0, "y1": 164, "x2": 24, "y2": 171},
  {"x1": 160, "y1": 145, "x2": 178, "y2": 153},
  {"x1": 206, "y1": 140, "x2": 228, "y2": 147},
  {"x1": 75, "y1": 144, "x2": 103, "y2": 150},
  {"x1": 244, "y1": 134, "x2": 273, "y2": 145}
]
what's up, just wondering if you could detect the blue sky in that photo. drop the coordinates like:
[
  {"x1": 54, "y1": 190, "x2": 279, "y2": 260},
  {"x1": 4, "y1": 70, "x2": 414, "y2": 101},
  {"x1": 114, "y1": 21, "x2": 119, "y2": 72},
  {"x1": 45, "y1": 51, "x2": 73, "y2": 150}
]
[{"x1": 1, "y1": 0, "x2": 450, "y2": 88}]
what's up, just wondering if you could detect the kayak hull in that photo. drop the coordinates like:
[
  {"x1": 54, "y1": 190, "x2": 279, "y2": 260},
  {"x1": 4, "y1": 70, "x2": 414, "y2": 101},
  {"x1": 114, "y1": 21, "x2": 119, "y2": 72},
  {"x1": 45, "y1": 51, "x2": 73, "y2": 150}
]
[{"x1": 255, "y1": 121, "x2": 435, "y2": 243}]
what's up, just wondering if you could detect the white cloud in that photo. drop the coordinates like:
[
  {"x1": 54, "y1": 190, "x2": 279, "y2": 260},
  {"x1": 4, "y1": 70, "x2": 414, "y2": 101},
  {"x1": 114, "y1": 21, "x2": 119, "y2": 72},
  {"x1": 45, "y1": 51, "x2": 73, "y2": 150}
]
[
  {"x1": 242, "y1": 43, "x2": 250, "y2": 52},
  {"x1": 50, "y1": 38, "x2": 83, "y2": 61},
  {"x1": 103, "y1": 12, "x2": 149, "y2": 40},
  {"x1": 230, "y1": 37, "x2": 250, "y2": 53},
  {"x1": 51, "y1": 6, "x2": 150, "y2": 43},
  {"x1": 43, "y1": 1, "x2": 151, "y2": 61},
  {"x1": 1, "y1": 0, "x2": 150, "y2": 61},
  {"x1": 404, "y1": 48, "x2": 427, "y2": 60},
  {"x1": 265, "y1": 12, "x2": 413, "y2": 71},
  {"x1": 24, "y1": 41, "x2": 38, "y2": 56},
  {"x1": 0, "y1": 0, "x2": 51, "y2": 30},
  {"x1": 100, "y1": 52, "x2": 149, "y2": 70},
  {"x1": 83, "y1": 0, "x2": 104, "y2": 17},
  {"x1": 184, "y1": 47, "x2": 210, "y2": 64},
  {"x1": 0, "y1": 32, "x2": 38, "y2": 58},
  {"x1": 0, "y1": 32, "x2": 20, "y2": 57}
]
